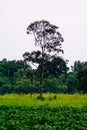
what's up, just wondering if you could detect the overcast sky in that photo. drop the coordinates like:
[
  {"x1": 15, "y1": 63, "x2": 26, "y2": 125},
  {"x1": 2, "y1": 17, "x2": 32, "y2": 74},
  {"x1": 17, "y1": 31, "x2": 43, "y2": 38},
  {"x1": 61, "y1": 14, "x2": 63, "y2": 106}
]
[{"x1": 0, "y1": 0, "x2": 87, "y2": 68}]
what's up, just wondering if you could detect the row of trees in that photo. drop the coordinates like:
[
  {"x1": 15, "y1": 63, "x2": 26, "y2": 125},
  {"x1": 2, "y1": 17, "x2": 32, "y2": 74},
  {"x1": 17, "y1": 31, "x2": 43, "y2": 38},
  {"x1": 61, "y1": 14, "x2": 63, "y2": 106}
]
[{"x1": 0, "y1": 58, "x2": 87, "y2": 94}]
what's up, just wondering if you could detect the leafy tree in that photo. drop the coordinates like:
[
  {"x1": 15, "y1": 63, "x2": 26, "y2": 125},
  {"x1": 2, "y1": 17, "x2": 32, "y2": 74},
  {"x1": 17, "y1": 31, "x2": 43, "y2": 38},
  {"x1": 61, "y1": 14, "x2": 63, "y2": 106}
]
[
  {"x1": 0, "y1": 59, "x2": 34, "y2": 94},
  {"x1": 65, "y1": 72, "x2": 78, "y2": 93},
  {"x1": 71, "y1": 60, "x2": 87, "y2": 93},
  {"x1": 43, "y1": 77, "x2": 67, "y2": 93},
  {"x1": 23, "y1": 20, "x2": 64, "y2": 98},
  {"x1": 76, "y1": 69, "x2": 87, "y2": 93},
  {"x1": 0, "y1": 84, "x2": 13, "y2": 94},
  {"x1": 44, "y1": 57, "x2": 69, "y2": 78},
  {"x1": 71, "y1": 61, "x2": 87, "y2": 73},
  {"x1": 0, "y1": 59, "x2": 27, "y2": 79},
  {"x1": 14, "y1": 78, "x2": 39, "y2": 94}
]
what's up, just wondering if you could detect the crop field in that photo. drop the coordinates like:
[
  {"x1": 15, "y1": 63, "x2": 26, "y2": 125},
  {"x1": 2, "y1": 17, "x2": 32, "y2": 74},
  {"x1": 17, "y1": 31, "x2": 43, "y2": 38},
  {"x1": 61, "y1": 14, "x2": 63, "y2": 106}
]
[
  {"x1": 0, "y1": 106, "x2": 87, "y2": 130},
  {"x1": 0, "y1": 94, "x2": 87, "y2": 129}
]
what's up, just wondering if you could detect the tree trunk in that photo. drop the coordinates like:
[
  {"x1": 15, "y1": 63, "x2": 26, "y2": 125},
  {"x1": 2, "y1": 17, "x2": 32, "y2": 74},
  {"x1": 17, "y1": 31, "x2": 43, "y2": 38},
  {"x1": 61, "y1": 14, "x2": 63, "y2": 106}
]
[
  {"x1": 39, "y1": 47, "x2": 44, "y2": 99},
  {"x1": 40, "y1": 77, "x2": 43, "y2": 99}
]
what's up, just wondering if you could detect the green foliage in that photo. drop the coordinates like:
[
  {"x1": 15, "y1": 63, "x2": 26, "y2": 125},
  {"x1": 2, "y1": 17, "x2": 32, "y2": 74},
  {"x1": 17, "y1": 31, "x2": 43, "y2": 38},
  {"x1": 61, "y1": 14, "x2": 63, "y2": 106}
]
[
  {"x1": 44, "y1": 57, "x2": 69, "y2": 78},
  {"x1": 0, "y1": 106, "x2": 87, "y2": 129},
  {"x1": 77, "y1": 69, "x2": 87, "y2": 93},
  {"x1": 65, "y1": 72, "x2": 78, "y2": 93},
  {"x1": 0, "y1": 58, "x2": 87, "y2": 94},
  {"x1": 0, "y1": 75, "x2": 12, "y2": 94},
  {"x1": 71, "y1": 61, "x2": 87, "y2": 73},
  {"x1": 71, "y1": 61, "x2": 87, "y2": 93},
  {"x1": 0, "y1": 84, "x2": 13, "y2": 95},
  {"x1": 14, "y1": 78, "x2": 39, "y2": 94},
  {"x1": 43, "y1": 78, "x2": 67, "y2": 93},
  {"x1": 0, "y1": 59, "x2": 35, "y2": 94}
]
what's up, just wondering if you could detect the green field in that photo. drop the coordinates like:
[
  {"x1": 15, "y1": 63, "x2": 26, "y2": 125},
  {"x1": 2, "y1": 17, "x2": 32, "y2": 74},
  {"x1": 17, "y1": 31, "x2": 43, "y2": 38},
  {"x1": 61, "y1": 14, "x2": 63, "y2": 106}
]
[
  {"x1": 0, "y1": 94, "x2": 87, "y2": 130},
  {"x1": 0, "y1": 106, "x2": 87, "y2": 130},
  {"x1": 0, "y1": 93, "x2": 87, "y2": 107}
]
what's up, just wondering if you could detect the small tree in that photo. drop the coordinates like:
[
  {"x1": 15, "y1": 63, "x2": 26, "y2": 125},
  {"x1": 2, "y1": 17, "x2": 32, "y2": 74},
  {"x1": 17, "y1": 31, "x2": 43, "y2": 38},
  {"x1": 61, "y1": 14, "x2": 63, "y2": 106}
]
[{"x1": 23, "y1": 20, "x2": 64, "y2": 98}]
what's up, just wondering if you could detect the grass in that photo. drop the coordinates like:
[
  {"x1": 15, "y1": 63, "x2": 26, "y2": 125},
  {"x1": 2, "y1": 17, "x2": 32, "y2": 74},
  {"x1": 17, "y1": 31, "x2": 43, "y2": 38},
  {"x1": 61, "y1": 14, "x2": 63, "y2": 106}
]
[{"x1": 0, "y1": 93, "x2": 87, "y2": 107}]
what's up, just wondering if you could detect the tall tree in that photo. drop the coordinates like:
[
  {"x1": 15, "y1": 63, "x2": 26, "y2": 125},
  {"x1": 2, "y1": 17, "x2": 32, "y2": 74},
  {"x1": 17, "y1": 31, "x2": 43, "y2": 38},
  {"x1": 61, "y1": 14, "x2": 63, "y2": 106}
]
[{"x1": 23, "y1": 20, "x2": 64, "y2": 98}]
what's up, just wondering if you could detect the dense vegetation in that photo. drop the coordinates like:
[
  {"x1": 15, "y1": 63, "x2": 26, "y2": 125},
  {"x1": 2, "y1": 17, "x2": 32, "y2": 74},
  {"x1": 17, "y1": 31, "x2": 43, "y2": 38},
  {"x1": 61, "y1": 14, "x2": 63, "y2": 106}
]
[
  {"x1": 0, "y1": 58, "x2": 87, "y2": 94},
  {"x1": 0, "y1": 106, "x2": 87, "y2": 130}
]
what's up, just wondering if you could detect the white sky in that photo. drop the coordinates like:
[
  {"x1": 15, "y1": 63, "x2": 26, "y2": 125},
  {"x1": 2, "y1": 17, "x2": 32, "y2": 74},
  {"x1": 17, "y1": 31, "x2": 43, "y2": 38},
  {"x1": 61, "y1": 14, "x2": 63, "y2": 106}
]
[{"x1": 0, "y1": 0, "x2": 87, "y2": 68}]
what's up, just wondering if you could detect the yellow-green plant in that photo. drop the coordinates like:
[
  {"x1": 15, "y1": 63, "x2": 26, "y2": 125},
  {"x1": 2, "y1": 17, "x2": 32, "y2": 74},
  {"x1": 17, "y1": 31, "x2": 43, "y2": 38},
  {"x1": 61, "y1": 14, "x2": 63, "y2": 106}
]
[{"x1": 0, "y1": 93, "x2": 87, "y2": 107}]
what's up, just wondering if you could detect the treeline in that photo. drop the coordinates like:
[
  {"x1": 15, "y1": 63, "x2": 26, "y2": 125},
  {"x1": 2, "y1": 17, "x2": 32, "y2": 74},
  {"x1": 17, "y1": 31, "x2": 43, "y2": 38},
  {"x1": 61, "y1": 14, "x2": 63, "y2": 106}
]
[{"x1": 0, "y1": 58, "x2": 87, "y2": 94}]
